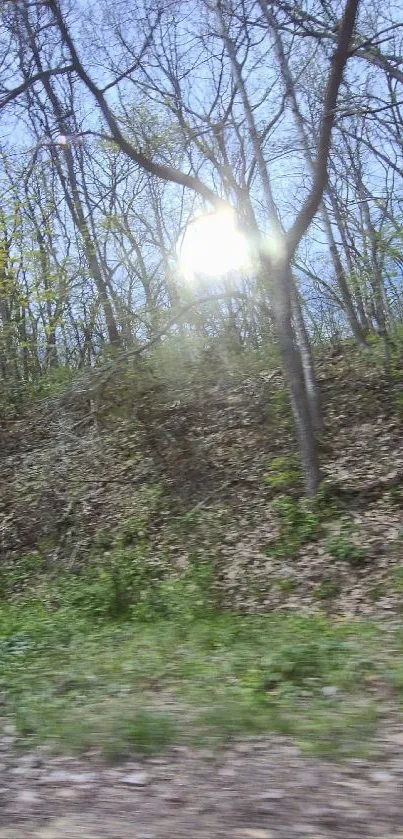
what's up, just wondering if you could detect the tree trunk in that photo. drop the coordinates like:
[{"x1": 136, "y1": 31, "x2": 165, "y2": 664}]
[
  {"x1": 320, "y1": 209, "x2": 367, "y2": 345},
  {"x1": 264, "y1": 10, "x2": 366, "y2": 346},
  {"x1": 273, "y1": 263, "x2": 321, "y2": 496},
  {"x1": 326, "y1": 184, "x2": 371, "y2": 333},
  {"x1": 21, "y1": 23, "x2": 121, "y2": 350},
  {"x1": 17, "y1": 306, "x2": 30, "y2": 381},
  {"x1": 215, "y1": 3, "x2": 321, "y2": 494},
  {"x1": 290, "y1": 282, "x2": 322, "y2": 432}
]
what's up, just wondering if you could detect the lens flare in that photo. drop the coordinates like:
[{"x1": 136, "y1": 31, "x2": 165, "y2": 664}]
[{"x1": 178, "y1": 208, "x2": 250, "y2": 279}]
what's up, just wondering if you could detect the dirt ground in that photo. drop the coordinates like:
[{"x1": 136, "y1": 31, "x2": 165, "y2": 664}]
[{"x1": 2, "y1": 727, "x2": 403, "y2": 839}]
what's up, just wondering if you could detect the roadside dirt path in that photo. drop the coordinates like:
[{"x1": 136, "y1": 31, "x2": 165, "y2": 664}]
[{"x1": 2, "y1": 729, "x2": 403, "y2": 838}]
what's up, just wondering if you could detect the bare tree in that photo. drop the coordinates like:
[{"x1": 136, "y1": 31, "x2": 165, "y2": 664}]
[{"x1": 0, "y1": 0, "x2": 362, "y2": 493}]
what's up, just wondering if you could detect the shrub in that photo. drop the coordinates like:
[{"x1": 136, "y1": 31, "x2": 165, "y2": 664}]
[
  {"x1": 325, "y1": 522, "x2": 366, "y2": 566},
  {"x1": 0, "y1": 551, "x2": 47, "y2": 599},
  {"x1": 274, "y1": 576, "x2": 296, "y2": 596},
  {"x1": 63, "y1": 545, "x2": 166, "y2": 621},
  {"x1": 259, "y1": 636, "x2": 349, "y2": 690},
  {"x1": 368, "y1": 584, "x2": 385, "y2": 602},
  {"x1": 313, "y1": 577, "x2": 341, "y2": 601},
  {"x1": 59, "y1": 540, "x2": 216, "y2": 624},
  {"x1": 153, "y1": 555, "x2": 216, "y2": 623},
  {"x1": 269, "y1": 386, "x2": 293, "y2": 427},
  {"x1": 390, "y1": 566, "x2": 403, "y2": 593},
  {"x1": 16, "y1": 700, "x2": 178, "y2": 760},
  {"x1": 266, "y1": 495, "x2": 322, "y2": 558},
  {"x1": 265, "y1": 455, "x2": 302, "y2": 492}
]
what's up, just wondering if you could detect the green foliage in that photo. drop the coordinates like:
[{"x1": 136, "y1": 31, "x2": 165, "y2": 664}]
[
  {"x1": 17, "y1": 698, "x2": 178, "y2": 760},
  {"x1": 324, "y1": 521, "x2": 366, "y2": 566},
  {"x1": 386, "y1": 486, "x2": 403, "y2": 505},
  {"x1": 265, "y1": 484, "x2": 347, "y2": 561},
  {"x1": 195, "y1": 696, "x2": 270, "y2": 743},
  {"x1": 293, "y1": 703, "x2": 378, "y2": 759},
  {"x1": 116, "y1": 513, "x2": 149, "y2": 546},
  {"x1": 92, "y1": 528, "x2": 115, "y2": 551},
  {"x1": 155, "y1": 555, "x2": 215, "y2": 623},
  {"x1": 390, "y1": 566, "x2": 403, "y2": 593},
  {"x1": 0, "y1": 551, "x2": 47, "y2": 599},
  {"x1": 368, "y1": 584, "x2": 385, "y2": 602},
  {"x1": 107, "y1": 708, "x2": 178, "y2": 758},
  {"x1": 325, "y1": 536, "x2": 366, "y2": 565},
  {"x1": 361, "y1": 328, "x2": 403, "y2": 387},
  {"x1": 269, "y1": 386, "x2": 293, "y2": 427},
  {"x1": 55, "y1": 490, "x2": 180, "y2": 621},
  {"x1": 26, "y1": 367, "x2": 76, "y2": 400},
  {"x1": 0, "y1": 367, "x2": 78, "y2": 414},
  {"x1": 0, "y1": 586, "x2": 400, "y2": 760},
  {"x1": 58, "y1": 539, "x2": 214, "y2": 625},
  {"x1": 259, "y1": 635, "x2": 349, "y2": 689},
  {"x1": 64, "y1": 548, "x2": 165, "y2": 621},
  {"x1": 273, "y1": 576, "x2": 296, "y2": 595},
  {"x1": 267, "y1": 495, "x2": 322, "y2": 558},
  {"x1": 50, "y1": 507, "x2": 162, "y2": 620},
  {"x1": 394, "y1": 390, "x2": 403, "y2": 418},
  {"x1": 265, "y1": 455, "x2": 302, "y2": 492},
  {"x1": 313, "y1": 576, "x2": 341, "y2": 601}
]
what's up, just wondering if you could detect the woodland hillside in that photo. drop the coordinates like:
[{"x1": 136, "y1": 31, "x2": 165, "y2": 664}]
[
  {"x1": 0, "y1": 0, "x2": 403, "y2": 496},
  {"x1": 1, "y1": 340, "x2": 403, "y2": 618},
  {"x1": 2, "y1": 5, "x2": 403, "y2": 833}
]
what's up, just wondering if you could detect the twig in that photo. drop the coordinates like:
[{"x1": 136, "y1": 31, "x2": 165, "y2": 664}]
[{"x1": 180, "y1": 479, "x2": 234, "y2": 519}]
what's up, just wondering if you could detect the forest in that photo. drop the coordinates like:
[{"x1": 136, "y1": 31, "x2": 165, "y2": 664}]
[
  {"x1": 1, "y1": 0, "x2": 402, "y2": 489},
  {"x1": 1, "y1": 2, "x2": 403, "y2": 837}
]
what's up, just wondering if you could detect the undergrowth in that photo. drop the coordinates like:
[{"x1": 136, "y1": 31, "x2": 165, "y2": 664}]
[
  {"x1": 265, "y1": 482, "x2": 372, "y2": 567},
  {"x1": 2, "y1": 336, "x2": 403, "y2": 761},
  {"x1": 264, "y1": 482, "x2": 340, "y2": 559},
  {"x1": 0, "y1": 547, "x2": 401, "y2": 760}
]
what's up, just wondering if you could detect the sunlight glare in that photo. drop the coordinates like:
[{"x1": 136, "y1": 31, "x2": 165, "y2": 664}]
[
  {"x1": 260, "y1": 231, "x2": 287, "y2": 263},
  {"x1": 178, "y1": 208, "x2": 250, "y2": 279}
]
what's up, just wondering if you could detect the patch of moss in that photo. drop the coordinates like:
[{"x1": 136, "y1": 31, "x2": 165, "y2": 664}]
[
  {"x1": 313, "y1": 577, "x2": 341, "y2": 601},
  {"x1": 265, "y1": 455, "x2": 302, "y2": 493},
  {"x1": 390, "y1": 566, "x2": 403, "y2": 594},
  {"x1": 274, "y1": 576, "x2": 297, "y2": 595},
  {"x1": 324, "y1": 524, "x2": 366, "y2": 566}
]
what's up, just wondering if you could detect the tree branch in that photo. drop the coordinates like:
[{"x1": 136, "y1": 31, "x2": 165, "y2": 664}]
[
  {"x1": 273, "y1": 2, "x2": 403, "y2": 86},
  {"x1": 285, "y1": 0, "x2": 360, "y2": 259},
  {"x1": 46, "y1": 0, "x2": 224, "y2": 209},
  {"x1": 94, "y1": 291, "x2": 251, "y2": 384},
  {"x1": 100, "y1": 9, "x2": 162, "y2": 93},
  {"x1": 0, "y1": 65, "x2": 74, "y2": 109}
]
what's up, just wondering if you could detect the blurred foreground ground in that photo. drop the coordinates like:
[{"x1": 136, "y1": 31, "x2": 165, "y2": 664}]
[
  {"x1": 1, "y1": 727, "x2": 403, "y2": 838},
  {"x1": 2, "y1": 349, "x2": 403, "y2": 836}
]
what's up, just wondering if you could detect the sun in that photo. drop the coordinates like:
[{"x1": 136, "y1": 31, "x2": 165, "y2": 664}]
[{"x1": 178, "y1": 208, "x2": 250, "y2": 279}]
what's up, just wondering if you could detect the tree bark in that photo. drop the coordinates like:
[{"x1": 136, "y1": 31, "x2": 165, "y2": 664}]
[
  {"x1": 215, "y1": 0, "x2": 322, "y2": 493},
  {"x1": 262, "y1": 3, "x2": 366, "y2": 346},
  {"x1": 272, "y1": 261, "x2": 321, "y2": 495},
  {"x1": 290, "y1": 282, "x2": 322, "y2": 432}
]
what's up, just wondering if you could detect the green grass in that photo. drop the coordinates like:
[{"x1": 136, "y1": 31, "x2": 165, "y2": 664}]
[
  {"x1": 0, "y1": 583, "x2": 401, "y2": 761},
  {"x1": 390, "y1": 566, "x2": 403, "y2": 593},
  {"x1": 0, "y1": 509, "x2": 400, "y2": 761}
]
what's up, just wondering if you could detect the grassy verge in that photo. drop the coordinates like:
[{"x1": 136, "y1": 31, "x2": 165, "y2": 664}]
[{"x1": 1, "y1": 582, "x2": 402, "y2": 761}]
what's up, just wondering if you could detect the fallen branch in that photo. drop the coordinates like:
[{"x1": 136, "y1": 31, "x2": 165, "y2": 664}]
[
  {"x1": 179, "y1": 480, "x2": 233, "y2": 519},
  {"x1": 329, "y1": 471, "x2": 403, "y2": 502}
]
